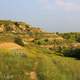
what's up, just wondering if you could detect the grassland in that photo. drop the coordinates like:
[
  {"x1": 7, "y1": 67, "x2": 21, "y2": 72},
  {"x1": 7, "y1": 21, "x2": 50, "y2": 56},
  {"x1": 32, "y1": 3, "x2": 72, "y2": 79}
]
[
  {"x1": 0, "y1": 20, "x2": 80, "y2": 80},
  {"x1": 0, "y1": 45, "x2": 80, "y2": 80}
]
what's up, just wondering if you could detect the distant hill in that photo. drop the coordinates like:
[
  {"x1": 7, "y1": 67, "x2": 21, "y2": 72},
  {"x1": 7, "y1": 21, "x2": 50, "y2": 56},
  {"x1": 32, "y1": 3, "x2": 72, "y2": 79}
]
[{"x1": 0, "y1": 20, "x2": 43, "y2": 33}]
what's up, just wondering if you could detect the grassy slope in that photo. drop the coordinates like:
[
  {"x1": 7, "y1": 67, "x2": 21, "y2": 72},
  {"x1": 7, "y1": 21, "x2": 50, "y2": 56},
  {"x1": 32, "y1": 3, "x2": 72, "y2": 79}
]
[
  {"x1": 0, "y1": 20, "x2": 79, "y2": 80},
  {"x1": 0, "y1": 45, "x2": 80, "y2": 80}
]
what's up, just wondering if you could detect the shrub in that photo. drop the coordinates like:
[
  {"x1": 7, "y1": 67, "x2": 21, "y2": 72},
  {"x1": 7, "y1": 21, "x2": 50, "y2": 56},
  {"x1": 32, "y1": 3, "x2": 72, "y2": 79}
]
[
  {"x1": 63, "y1": 48, "x2": 80, "y2": 59},
  {"x1": 14, "y1": 37, "x2": 24, "y2": 46}
]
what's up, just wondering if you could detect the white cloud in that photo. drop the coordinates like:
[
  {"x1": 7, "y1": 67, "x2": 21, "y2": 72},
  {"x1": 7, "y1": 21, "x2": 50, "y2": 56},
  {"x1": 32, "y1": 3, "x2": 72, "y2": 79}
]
[
  {"x1": 38, "y1": 0, "x2": 49, "y2": 7},
  {"x1": 37, "y1": 0, "x2": 80, "y2": 11},
  {"x1": 37, "y1": 0, "x2": 55, "y2": 10},
  {"x1": 56, "y1": 0, "x2": 80, "y2": 11},
  {"x1": 56, "y1": 0, "x2": 64, "y2": 6}
]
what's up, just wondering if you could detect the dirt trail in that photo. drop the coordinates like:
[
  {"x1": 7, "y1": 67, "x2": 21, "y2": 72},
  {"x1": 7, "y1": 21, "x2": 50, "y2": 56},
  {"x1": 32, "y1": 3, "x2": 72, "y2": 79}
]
[
  {"x1": 29, "y1": 71, "x2": 38, "y2": 80},
  {"x1": 30, "y1": 62, "x2": 38, "y2": 80}
]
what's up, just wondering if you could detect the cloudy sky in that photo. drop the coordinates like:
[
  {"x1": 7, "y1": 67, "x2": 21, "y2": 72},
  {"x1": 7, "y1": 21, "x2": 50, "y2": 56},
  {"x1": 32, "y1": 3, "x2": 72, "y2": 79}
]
[{"x1": 0, "y1": 0, "x2": 80, "y2": 32}]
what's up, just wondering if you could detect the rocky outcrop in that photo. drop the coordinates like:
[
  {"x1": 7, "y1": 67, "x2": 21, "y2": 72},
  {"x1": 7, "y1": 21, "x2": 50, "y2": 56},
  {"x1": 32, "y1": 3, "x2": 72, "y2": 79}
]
[
  {"x1": 0, "y1": 24, "x2": 4, "y2": 32},
  {"x1": 0, "y1": 20, "x2": 43, "y2": 33}
]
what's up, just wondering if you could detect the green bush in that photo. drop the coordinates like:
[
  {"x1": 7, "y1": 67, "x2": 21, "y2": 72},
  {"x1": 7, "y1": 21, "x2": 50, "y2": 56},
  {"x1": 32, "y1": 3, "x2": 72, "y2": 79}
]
[
  {"x1": 14, "y1": 37, "x2": 24, "y2": 46},
  {"x1": 63, "y1": 48, "x2": 80, "y2": 59}
]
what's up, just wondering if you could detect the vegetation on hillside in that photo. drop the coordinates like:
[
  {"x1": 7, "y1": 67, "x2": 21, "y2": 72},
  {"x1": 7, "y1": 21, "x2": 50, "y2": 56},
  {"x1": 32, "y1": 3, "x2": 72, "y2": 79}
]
[{"x1": 0, "y1": 20, "x2": 80, "y2": 80}]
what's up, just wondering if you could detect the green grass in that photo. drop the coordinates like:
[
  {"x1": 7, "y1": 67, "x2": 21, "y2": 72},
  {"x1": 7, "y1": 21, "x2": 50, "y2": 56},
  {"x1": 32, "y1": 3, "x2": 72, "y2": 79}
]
[
  {"x1": 24, "y1": 45, "x2": 80, "y2": 80},
  {"x1": 0, "y1": 49, "x2": 37, "y2": 80},
  {"x1": 0, "y1": 43, "x2": 80, "y2": 80},
  {"x1": 0, "y1": 30, "x2": 79, "y2": 80}
]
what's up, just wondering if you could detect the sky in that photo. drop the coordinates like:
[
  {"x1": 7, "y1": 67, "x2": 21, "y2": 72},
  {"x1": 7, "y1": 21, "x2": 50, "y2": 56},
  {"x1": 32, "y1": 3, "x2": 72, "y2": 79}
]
[{"x1": 0, "y1": 0, "x2": 80, "y2": 32}]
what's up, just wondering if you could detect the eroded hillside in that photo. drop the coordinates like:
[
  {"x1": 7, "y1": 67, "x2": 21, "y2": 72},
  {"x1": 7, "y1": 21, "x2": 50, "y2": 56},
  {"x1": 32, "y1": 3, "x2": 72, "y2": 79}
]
[{"x1": 0, "y1": 20, "x2": 80, "y2": 80}]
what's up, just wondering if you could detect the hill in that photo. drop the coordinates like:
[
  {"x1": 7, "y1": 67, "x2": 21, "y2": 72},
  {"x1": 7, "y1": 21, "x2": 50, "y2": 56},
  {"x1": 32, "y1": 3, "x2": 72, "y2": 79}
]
[{"x1": 0, "y1": 20, "x2": 80, "y2": 80}]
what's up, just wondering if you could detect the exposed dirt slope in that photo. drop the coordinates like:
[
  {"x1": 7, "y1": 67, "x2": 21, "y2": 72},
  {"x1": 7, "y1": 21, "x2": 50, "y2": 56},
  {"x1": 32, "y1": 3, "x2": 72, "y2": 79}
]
[{"x1": 0, "y1": 42, "x2": 22, "y2": 49}]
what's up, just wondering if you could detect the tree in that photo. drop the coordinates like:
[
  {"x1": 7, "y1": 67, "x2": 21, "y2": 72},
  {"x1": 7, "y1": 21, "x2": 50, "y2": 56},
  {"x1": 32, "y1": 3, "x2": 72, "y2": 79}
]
[{"x1": 63, "y1": 48, "x2": 80, "y2": 59}]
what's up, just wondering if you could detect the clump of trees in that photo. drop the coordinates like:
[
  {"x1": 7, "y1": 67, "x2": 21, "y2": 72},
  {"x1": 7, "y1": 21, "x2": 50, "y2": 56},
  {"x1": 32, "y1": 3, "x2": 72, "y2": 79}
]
[
  {"x1": 34, "y1": 39, "x2": 49, "y2": 45},
  {"x1": 52, "y1": 45, "x2": 80, "y2": 59},
  {"x1": 63, "y1": 48, "x2": 80, "y2": 59},
  {"x1": 58, "y1": 32, "x2": 80, "y2": 43}
]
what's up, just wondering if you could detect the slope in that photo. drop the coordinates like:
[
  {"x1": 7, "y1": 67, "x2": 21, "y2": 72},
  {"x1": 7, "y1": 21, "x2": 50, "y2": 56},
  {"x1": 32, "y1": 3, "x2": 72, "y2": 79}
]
[
  {"x1": 0, "y1": 20, "x2": 79, "y2": 80},
  {"x1": 0, "y1": 44, "x2": 80, "y2": 80}
]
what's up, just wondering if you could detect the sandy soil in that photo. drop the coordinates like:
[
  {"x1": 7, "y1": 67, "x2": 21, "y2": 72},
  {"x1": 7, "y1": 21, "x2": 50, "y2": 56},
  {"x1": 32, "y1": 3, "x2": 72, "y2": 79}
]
[{"x1": 0, "y1": 42, "x2": 22, "y2": 49}]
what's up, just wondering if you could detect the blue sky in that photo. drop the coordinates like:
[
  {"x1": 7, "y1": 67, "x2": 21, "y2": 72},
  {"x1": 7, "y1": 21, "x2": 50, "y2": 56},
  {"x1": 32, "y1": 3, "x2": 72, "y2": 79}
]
[{"x1": 0, "y1": 0, "x2": 80, "y2": 32}]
